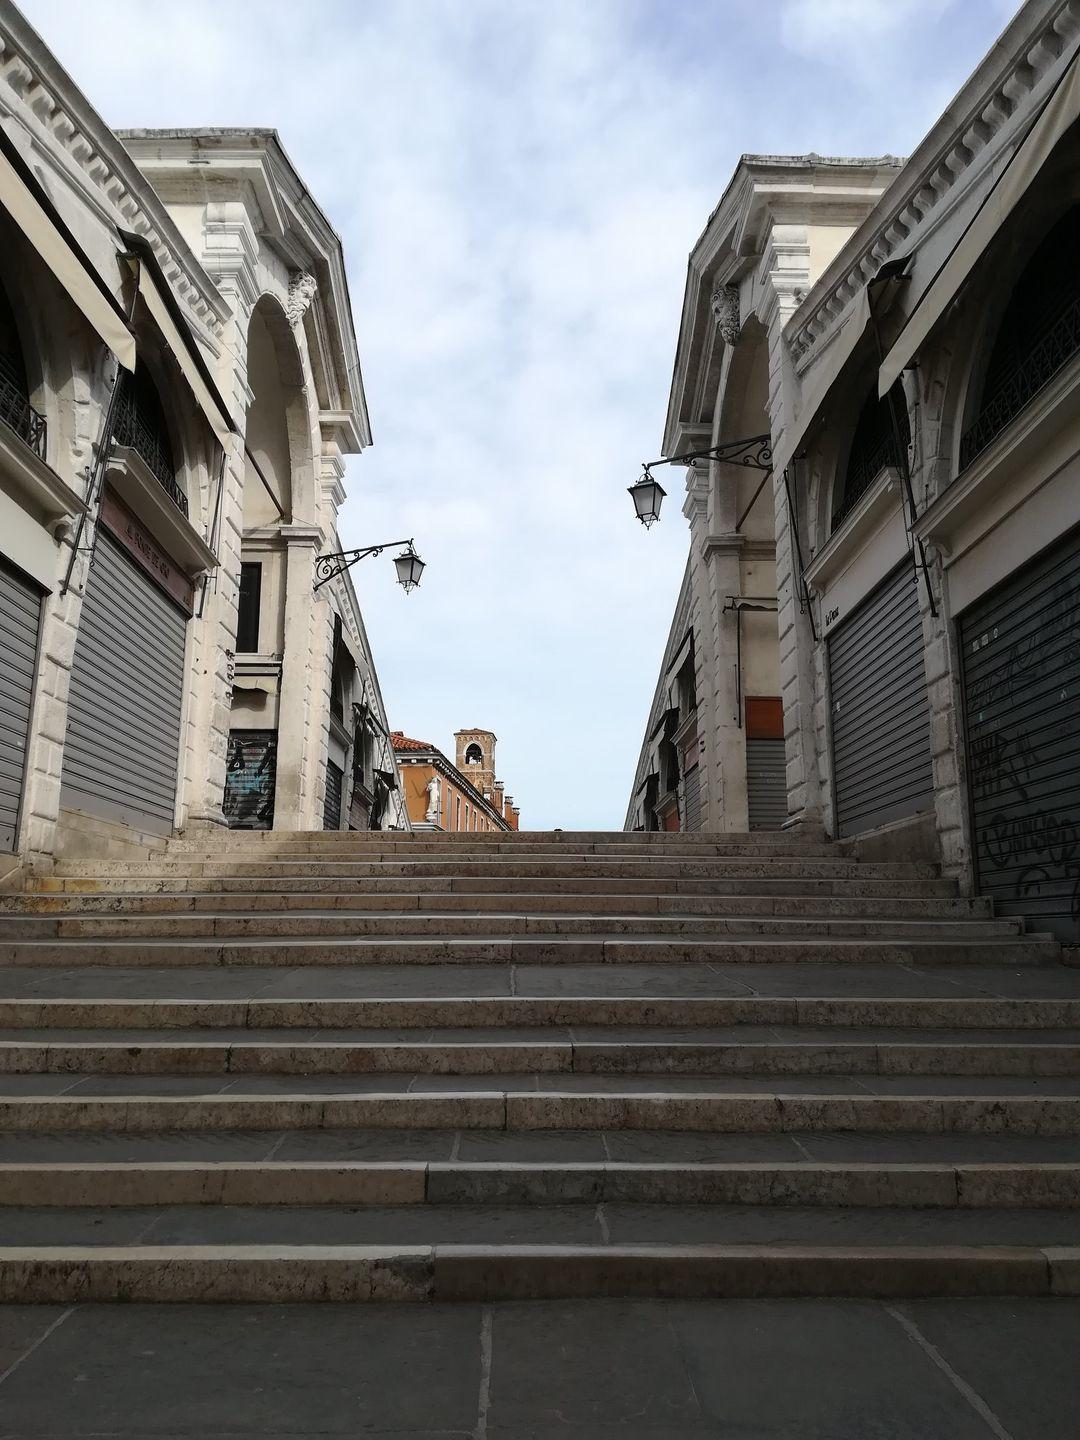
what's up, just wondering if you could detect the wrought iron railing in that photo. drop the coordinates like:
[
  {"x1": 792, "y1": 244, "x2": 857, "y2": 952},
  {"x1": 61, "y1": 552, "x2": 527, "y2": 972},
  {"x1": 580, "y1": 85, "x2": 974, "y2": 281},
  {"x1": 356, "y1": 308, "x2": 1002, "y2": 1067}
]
[
  {"x1": 112, "y1": 387, "x2": 188, "y2": 516},
  {"x1": 831, "y1": 432, "x2": 898, "y2": 530},
  {"x1": 960, "y1": 291, "x2": 1080, "y2": 470},
  {"x1": 0, "y1": 372, "x2": 46, "y2": 460}
]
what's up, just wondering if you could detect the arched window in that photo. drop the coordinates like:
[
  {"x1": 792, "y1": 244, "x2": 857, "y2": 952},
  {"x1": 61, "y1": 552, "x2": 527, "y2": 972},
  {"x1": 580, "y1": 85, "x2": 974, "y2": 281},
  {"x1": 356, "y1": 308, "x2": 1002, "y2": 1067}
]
[
  {"x1": 960, "y1": 205, "x2": 1080, "y2": 468},
  {"x1": 0, "y1": 280, "x2": 45, "y2": 458},
  {"x1": 465, "y1": 743, "x2": 483, "y2": 766},
  {"x1": 832, "y1": 382, "x2": 910, "y2": 531},
  {"x1": 114, "y1": 363, "x2": 186, "y2": 515}
]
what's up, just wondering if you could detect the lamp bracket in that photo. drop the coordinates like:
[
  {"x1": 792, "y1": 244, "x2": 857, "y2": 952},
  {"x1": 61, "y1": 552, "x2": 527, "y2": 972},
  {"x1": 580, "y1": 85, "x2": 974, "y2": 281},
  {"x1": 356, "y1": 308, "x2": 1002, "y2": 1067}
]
[
  {"x1": 313, "y1": 538, "x2": 415, "y2": 592},
  {"x1": 640, "y1": 433, "x2": 772, "y2": 480}
]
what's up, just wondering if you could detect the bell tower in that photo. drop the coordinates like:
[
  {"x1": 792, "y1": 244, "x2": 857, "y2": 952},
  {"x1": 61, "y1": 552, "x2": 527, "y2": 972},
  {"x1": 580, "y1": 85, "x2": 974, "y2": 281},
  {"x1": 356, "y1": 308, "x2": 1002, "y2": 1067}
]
[{"x1": 455, "y1": 729, "x2": 497, "y2": 803}]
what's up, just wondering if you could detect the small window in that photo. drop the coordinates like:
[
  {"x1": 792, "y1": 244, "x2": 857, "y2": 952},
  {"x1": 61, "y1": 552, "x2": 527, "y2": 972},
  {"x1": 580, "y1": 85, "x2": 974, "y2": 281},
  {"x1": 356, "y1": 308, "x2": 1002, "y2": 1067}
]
[
  {"x1": 236, "y1": 563, "x2": 262, "y2": 653},
  {"x1": 465, "y1": 743, "x2": 483, "y2": 766},
  {"x1": 114, "y1": 363, "x2": 185, "y2": 515}
]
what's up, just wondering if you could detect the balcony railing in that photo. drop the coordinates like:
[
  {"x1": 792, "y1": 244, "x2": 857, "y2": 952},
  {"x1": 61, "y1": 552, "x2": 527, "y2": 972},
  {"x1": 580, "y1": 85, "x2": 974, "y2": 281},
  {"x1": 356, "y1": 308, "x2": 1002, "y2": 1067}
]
[
  {"x1": 831, "y1": 431, "x2": 898, "y2": 531},
  {"x1": 112, "y1": 388, "x2": 188, "y2": 517},
  {"x1": 0, "y1": 372, "x2": 46, "y2": 460},
  {"x1": 960, "y1": 291, "x2": 1080, "y2": 470}
]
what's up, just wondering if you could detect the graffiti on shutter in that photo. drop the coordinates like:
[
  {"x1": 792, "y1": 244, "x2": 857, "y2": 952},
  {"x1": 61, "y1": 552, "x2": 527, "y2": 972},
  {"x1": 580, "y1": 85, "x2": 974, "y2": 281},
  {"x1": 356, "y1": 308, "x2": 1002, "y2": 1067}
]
[{"x1": 223, "y1": 730, "x2": 277, "y2": 829}]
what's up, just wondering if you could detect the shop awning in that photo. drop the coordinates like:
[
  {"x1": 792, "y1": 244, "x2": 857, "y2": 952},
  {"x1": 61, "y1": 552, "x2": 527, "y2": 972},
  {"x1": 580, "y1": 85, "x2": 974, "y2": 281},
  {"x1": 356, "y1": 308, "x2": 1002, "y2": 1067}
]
[
  {"x1": 121, "y1": 233, "x2": 238, "y2": 453},
  {"x1": 878, "y1": 47, "x2": 1080, "y2": 398},
  {"x1": 0, "y1": 127, "x2": 135, "y2": 371},
  {"x1": 772, "y1": 260, "x2": 909, "y2": 482}
]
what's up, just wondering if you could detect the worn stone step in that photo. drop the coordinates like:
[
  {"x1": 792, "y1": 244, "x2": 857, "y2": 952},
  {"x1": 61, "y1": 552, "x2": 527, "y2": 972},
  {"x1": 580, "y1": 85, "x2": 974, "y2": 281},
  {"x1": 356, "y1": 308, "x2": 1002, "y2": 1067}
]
[
  {"x1": 3, "y1": 1158, "x2": 1078, "y2": 1207},
  {"x1": 0, "y1": 1026, "x2": 1076, "y2": 1076},
  {"x1": 0, "y1": 936, "x2": 1056, "y2": 967},
  {"x1": 32, "y1": 874, "x2": 962, "y2": 898},
  {"x1": 4, "y1": 1201, "x2": 1080, "y2": 1250},
  {"x1": 2, "y1": 1088, "x2": 1079, "y2": 1132},
  {"x1": 0, "y1": 912, "x2": 1021, "y2": 941},
  {"x1": 50, "y1": 858, "x2": 943, "y2": 880},
  {"x1": 169, "y1": 829, "x2": 829, "y2": 849},
  {"x1": 0, "y1": 890, "x2": 995, "y2": 918},
  {"x1": 2, "y1": 993, "x2": 1080, "y2": 1029},
  {"x1": 4, "y1": 1125, "x2": 1079, "y2": 1165},
  {"x1": 0, "y1": 1240, "x2": 1076, "y2": 1302}
]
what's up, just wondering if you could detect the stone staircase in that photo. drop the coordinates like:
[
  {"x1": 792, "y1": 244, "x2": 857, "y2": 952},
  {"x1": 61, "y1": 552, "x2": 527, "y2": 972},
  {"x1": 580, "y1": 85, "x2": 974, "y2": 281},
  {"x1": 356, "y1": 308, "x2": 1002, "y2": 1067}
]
[{"x1": 0, "y1": 828, "x2": 1077, "y2": 1303}]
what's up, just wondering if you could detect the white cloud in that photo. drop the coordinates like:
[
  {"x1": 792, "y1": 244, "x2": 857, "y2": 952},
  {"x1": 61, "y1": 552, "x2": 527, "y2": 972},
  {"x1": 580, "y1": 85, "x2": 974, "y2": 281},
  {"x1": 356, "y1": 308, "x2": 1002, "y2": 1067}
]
[{"x1": 16, "y1": 0, "x2": 1016, "y2": 825}]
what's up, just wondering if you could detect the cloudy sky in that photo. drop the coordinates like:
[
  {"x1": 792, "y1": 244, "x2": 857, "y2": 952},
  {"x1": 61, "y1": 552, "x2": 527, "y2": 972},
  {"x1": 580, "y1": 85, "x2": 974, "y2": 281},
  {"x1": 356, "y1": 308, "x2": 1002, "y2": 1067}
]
[{"x1": 22, "y1": 0, "x2": 1016, "y2": 827}]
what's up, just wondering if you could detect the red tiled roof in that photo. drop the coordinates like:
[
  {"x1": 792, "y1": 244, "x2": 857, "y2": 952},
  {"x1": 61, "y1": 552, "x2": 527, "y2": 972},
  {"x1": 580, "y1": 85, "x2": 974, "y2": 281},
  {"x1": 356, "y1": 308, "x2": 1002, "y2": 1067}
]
[{"x1": 390, "y1": 732, "x2": 435, "y2": 753}]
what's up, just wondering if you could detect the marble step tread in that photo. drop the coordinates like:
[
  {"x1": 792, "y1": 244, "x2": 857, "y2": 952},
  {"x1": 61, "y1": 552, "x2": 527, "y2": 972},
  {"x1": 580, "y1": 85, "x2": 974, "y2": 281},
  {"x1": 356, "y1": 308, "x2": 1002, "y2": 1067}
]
[
  {"x1": 2, "y1": 1202, "x2": 1079, "y2": 1251},
  {"x1": 3, "y1": 1158, "x2": 1079, "y2": 1208},
  {"x1": 31, "y1": 869, "x2": 961, "y2": 892},
  {"x1": 53, "y1": 856, "x2": 941, "y2": 875},
  {"x1": 5, "y1": 994, "x2": 1080, "y2": 1028},
  {"x1": 0, "y1": 892, "x2": 996, "y2": 917},
  {"x1": 5, "y1": 1240, "x2": 1079, "y2": 1302},
  {"x1": 2, "y1": 1240, "x2": 1078, "y2": 1302},
  {"x1": 3, "y1": 1125, "x2": 1079, "y2": 1165},
  {"x1": 0, "y1": 962, "x2": 1077, "y2": 1002},
  {"x1": 2, "y1": 1088, "x2": 1080, "y2": 1133},
  {"x1": 0, "y1": 914, "x2": 1021, "y2": 940},
  {"x1": 0, "y1": 937, "x2": 1058, "y2": 967}
]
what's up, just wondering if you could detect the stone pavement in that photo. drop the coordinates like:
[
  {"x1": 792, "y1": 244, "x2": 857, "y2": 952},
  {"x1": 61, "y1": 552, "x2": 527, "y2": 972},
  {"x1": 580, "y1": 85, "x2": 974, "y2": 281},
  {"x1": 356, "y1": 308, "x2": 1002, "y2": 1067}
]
[{"x1": 0, "y1": 1297, "x2": 1078, "y2": 1438}]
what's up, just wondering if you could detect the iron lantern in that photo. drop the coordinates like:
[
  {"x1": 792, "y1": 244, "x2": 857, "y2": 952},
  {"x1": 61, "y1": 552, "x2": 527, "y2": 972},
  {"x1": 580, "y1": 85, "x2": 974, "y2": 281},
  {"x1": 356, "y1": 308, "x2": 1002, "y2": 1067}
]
[
  {"x1": 628, "y1": 470, "x2": 666, "y2": 528},
  {"x1": 394, "y1": 546, "x2": 426, "y2": 593}
]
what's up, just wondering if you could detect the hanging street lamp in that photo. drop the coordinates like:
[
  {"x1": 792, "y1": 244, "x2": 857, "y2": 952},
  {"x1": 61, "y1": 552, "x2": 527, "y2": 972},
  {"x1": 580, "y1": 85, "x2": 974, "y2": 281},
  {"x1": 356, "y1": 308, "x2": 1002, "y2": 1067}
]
[
  {"x1": 630, "y1": 433, "x2": 773, "y2": 527},
  {"x1": 392, "y1": 545, "x2": 426, "y2": 594},
  {"x1": 313, "y1": 538, "x2": 427, "y2": 593},
  {"x1": 628, "y1": 469, "x2": 666, "y2": 528}
]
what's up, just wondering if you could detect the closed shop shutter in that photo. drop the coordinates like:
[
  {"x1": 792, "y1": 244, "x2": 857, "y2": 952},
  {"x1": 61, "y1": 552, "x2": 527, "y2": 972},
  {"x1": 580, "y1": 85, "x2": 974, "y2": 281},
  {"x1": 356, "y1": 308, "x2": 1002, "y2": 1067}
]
[
  {"x1": 223, "y1": 731, "x2": 277, "y2": 830},
  {"x1": 745, "y1": 697, "x2": 785, "y2": 831},
  {"x1": 747, "y1": 740, "x2": 786, "y2": 829},
  {"x1": 959, "y1": 526, "x2": 1080, "y2": 942},
  {"x1": 0, "y1": 558, "x2": 42, "y2": 852},
  {"x1": 323, "y1": 759, "x2": 343, "y2": 830},
  {"x1": 682, "y1": 765, "x2": 701, "y2": 831},
  {"x1": 828, "y1": 561, "x2": 933, "y2": 838},
  {"x1": 60, "y1": 531, "x2": 186, "y2": 834}
]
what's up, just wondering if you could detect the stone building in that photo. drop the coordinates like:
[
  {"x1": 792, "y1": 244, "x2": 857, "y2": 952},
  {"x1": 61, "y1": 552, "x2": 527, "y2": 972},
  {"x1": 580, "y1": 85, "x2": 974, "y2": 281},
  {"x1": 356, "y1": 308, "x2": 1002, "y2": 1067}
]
[
  {"x1": 392, "y1": 730, "x2": 518, "y2": 832},
  {"x1": 627, "y1": 155, "x2": 900, "y2": 831},
  {"x1": 630, "y1": 0, "x2": 1080, "y2": 943},
  {"x1": 0, "y1": 1, "x2": 405, "y2": 882}
]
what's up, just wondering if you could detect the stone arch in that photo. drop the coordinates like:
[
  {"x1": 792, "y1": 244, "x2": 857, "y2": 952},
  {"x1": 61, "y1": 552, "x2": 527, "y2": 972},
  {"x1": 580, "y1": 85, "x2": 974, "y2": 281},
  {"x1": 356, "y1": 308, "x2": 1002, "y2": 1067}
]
[
  {"x1": 464, "y1": 743, "x2": 483, "y2": 766},
  {"x1": 713, "y1": 314, "x2": 771, "y2": 534},
  {"x1": 244, "y1": 293, "x2": 314, "y2": 527},
  {"x1": 923, "y1": 130, "x2": 1080, "y2": 493}
]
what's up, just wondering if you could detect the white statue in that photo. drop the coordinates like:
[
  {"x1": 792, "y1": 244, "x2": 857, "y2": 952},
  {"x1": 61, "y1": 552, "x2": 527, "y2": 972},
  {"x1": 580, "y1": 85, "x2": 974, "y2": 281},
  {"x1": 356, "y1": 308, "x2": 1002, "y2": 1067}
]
[{"x1": 424, "y1": 774, "x2": 441, "y2": 824}]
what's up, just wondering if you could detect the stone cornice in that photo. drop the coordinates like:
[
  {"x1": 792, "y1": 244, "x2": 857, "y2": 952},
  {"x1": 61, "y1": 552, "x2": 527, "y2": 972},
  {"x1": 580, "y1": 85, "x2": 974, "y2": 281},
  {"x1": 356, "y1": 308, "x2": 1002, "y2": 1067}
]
[
  {"x1": 0, "y1": 2, "x2": 229, "y2": 337},
  {"x1": 788, "y1": 0, "x2": 1080, "y2": 366}
]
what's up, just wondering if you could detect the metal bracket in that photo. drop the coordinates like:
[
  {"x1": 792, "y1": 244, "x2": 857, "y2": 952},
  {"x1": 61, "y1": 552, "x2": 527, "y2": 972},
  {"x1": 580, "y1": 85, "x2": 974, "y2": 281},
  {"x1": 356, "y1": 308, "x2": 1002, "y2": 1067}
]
[{"x1": 313, "y1": 538, "x2": 415, "y2": 592}]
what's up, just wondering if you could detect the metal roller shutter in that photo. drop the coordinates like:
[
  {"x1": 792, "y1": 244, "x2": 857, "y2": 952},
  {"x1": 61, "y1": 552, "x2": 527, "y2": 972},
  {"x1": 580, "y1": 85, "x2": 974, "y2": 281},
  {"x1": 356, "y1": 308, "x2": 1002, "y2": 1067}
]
[
  {"x1": 323, "y1": 759, "x2": 343, "y2": 830},
  {"x1": 959, "y1": 526, "x2": 1080, "y2": 942},
  {"x1": 747, "y1": 739, "x2": 786, "y2": 829},
  {"x1": 60, "y1": 531, "x2": 186, "y2": 833},
  {"x1": 0, "y1": 558, "x2": 42, "y2": 851},
  {"x1": 828, "y1": 561, "x2": 933, "y2": 838},
  {"x1": 682, "y1": 765, "x2": 701, "y2": 831}
]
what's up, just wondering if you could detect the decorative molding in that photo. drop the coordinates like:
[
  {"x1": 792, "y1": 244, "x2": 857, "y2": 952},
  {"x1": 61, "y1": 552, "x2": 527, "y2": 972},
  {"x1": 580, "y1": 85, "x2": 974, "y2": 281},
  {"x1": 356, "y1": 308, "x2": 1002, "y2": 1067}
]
[
  {"x1": 286, "y1": 270, "x2": 317, "y2": 328},
  {"x1": 788, "y1": 1, "x2": 1080, "y2": 365},
  {"x1": 711, "y1": 282, "x2": 741, "y2": 344}
]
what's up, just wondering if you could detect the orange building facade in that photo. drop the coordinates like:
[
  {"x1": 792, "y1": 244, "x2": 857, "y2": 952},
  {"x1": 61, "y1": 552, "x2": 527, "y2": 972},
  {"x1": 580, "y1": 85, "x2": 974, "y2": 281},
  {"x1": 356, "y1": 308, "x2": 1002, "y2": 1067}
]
[{"x1": 391, "y1": 729, "x2": 521, "y2": 832}]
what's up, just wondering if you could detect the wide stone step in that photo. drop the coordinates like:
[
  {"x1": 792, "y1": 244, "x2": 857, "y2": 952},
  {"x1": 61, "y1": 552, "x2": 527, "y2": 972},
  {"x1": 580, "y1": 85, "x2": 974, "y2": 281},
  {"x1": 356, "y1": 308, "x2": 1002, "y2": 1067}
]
[
  {"x1": 4, "y1": 1125, "x2": 1078, "y2": 1164},
  {"x1": 3, "y1": 1201, "x2": 1080, "y2": 1250},
  {"x1": 3, "y1": 993, "x2": 1080, "y2": 1029},
  {"x1": 2, "y1": 1087, "x2": 1080, "y2": 1131},
  {"x1": 50, "y1": 858, "x2": 942, "y2": 880},
  {"x1": 0, "y1": 890, "x2": 995, "y2": 918},
  {"x1": 171, "y1": 830, "x2": 829, "y2": 849},
  {"x1": 3, "y1": 1158, "x2": 1078, "y2": 1207},
  {"x1": 0, "y1": 1238, "x2": 1076, "y2": 1302},
  {"x1": 33, "y1": 874, "x2": 962, "y2": 897},
  {"x1": 1, "y1": 1026, "x2": 1077, "y2": 1076},
  {"x1": 0, "y1": 912, "x2": 1021, "y2": 941},
  {"x1": 0, "y1": 936, "x2": 1056, "y2": 967}
]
